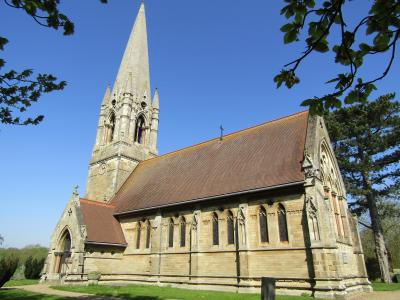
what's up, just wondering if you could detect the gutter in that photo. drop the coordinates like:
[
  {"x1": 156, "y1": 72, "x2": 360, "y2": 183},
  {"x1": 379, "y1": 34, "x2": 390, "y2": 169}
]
[
  {"x1": 85, "y1": 241, "x2": 127, "y2": 248},
  {"x1": 114, "y1": 180, "x2": 305, "y2": 217}
]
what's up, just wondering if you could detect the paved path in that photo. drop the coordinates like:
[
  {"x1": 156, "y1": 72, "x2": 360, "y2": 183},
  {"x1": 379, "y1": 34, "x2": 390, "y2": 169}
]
[{"x1": 8, "y1": 284, "x2": 118, "y2": 299}]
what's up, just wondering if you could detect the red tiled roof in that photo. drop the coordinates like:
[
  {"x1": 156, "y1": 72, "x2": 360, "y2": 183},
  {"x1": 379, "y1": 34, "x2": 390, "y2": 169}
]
[
  {"x1": 112, "y1": 111, "x2": 309, "y2": 214},
  {"x1": 80, "y1": 199, "x2": 126, "y2": 246}
]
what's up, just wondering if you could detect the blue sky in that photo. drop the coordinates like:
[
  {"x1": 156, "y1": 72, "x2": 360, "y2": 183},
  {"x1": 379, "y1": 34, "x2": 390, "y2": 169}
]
[{"x1": 0, "y1": 0, "x2": 398, "y2": 248}]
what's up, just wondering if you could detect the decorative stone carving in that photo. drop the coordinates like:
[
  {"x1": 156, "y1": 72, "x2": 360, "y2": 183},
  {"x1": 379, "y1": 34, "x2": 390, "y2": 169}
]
[
  {"x1": 305, "y1": 168, "x2": 319, "y2": 179},
  {"x1": 99, "y1": 163, "x2": 107, "y2": 175},
  {"x1": 306, "y1": 195, "x2": 318, "y2": 215},
  {"x1": 80, "y1": 225, "x2": 87, "y2": 239}
]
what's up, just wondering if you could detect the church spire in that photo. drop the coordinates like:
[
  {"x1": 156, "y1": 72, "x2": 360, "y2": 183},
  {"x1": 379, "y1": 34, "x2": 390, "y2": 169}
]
[{"x1": 113, "y1": 1, "x2": 150, "y2": 102}]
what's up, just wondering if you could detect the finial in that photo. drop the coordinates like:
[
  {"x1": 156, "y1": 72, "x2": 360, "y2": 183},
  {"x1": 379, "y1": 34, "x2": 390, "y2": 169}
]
[{"x1": 219, "y1": 125, "x2": 224, "y2": 141}]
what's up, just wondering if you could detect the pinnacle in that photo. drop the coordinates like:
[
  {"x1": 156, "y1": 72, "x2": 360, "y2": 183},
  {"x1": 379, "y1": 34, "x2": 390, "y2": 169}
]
[
  {"x1": 152, "y1": 88, "x2": 159, "y2": 109},
  {"x1": 102, "y1": 85, "x2": 111, "y2": 106}
]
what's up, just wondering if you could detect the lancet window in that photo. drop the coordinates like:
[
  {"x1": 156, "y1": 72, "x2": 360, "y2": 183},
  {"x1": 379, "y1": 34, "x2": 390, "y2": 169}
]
[
  {"x1": 146, "y1": 220, "x2": 151, "y2": 249},
  {"x1": 180, "y1": 217, "x2": 186, "y2": 247},
  {"x1": 320, "y1": 142, "x2": 349, "y2": 239},
  {"x1": 168, "y1": 218, "x2": 174, "y2": 248},
  {"x1": 136, "y1": 221, "x2": 141, "y2": 249},
  {"x1": 106, "y1": 112, "x2": 116, "y2": 144},
  {"x1": 134, "y1": 115, "x2": 145, "y2": 144},
  {"x1": 227, "y1": 210, "x2": 235, "y2": 245},
  {"x1": 278, "y1": 204, "x2": 289, "y2": 242},
  {"x1": 212, "y1": 212, "x2": 219, "y2": 246},
  {"x1": 259, "y1": 206, "x2": 269, "y2": 243}
]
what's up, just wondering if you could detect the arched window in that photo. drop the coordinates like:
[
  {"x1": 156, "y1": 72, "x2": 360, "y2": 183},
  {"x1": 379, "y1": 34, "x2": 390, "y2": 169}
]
[
  {"x1": 106, "y1": 112, "x2": 116, "y2": 144},
  {"x1": 146, "y1": 220, "x2": 151, "y2": 249},
  {"x1": 227, "y1": 210, "x2": 234, "y2": 245},
  {"x1": 136, "y1": 221, "x2": 141, "y2": 249},
  {"x1": 339, "y1": 199, "x2": 349, "y2": 238},
  {"x1": 212, "y1": 212, "x2": 219, "y2": 246},
  {"x1": 278, "y1": 204, "x2": 289, "y2": 242},
  {"x1": 134, "y1": 115, "x2": 145, "y2": 144},
  {"x1": 180, "y1": 217, "x2": 186, "y2": 247},
  {"x1": 168, "y1": 218, "x2": 174, "y2": 248},
  {"x1": 311, "y1": 215, "x2": 320, "y2": 241},
  {"x1": 259, "y1": 206, "x2": 269, "y2": 243},
  {"x1": 332, "y1": 192, "x2": 344, "y2": 237}
]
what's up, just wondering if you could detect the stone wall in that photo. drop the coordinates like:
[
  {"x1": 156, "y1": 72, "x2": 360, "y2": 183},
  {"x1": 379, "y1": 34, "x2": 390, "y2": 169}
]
[{"x1": 80, "y1": 191, "x2": 365, "y2": 297}]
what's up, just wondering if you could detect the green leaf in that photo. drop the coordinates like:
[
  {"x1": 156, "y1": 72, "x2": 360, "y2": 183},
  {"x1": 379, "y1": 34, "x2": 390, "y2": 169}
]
[
  {"x1": 280, "y1": 23, "x2": 293, "y2": 33},
  {"x1": 284, "y1": 30, "x2": 297, "y2": 44}
]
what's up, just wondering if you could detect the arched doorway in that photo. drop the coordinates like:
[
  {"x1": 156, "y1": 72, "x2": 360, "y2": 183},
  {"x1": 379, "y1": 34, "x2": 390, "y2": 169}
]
[{"x1": 53, "y1": 230, "x2": 72, "y2": 276}]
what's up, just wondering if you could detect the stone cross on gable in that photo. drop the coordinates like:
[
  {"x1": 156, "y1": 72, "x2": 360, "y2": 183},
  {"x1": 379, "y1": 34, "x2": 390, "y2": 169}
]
[{"x1": 219, "y1": 125, "x2": 224, "y2": 141}]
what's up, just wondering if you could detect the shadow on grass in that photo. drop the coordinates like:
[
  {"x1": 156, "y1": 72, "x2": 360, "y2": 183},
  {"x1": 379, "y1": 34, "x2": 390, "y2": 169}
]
[
  {"x1": 80, "y1": 294, "x2": 162, "y2": 300},
  {"x1": 0, "y1": 288, "x2": 68, "y2": 300},
  {"x1": 1, "y1": 288, "x2": 163, "y2": 300}
]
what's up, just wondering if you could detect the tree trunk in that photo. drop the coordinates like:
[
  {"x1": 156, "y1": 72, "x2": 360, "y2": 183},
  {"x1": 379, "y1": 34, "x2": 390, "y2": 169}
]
[{"x1": 367, "y1": 192, "x2": 392, "y2": 283}]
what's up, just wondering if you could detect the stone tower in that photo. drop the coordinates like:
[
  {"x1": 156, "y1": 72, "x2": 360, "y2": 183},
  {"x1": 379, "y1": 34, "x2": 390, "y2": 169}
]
[{"x1": 86, "y1": 2, "x2": 159, "y2": 202}]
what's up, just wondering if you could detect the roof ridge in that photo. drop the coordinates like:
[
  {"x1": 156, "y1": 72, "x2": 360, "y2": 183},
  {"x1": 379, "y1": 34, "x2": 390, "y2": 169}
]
[
  {"x1": 141, "y1": 110, "x2": 308, "y2": 164},
  {"x1": 80, "y1": 198, "x2": 115, "y2": 208}
]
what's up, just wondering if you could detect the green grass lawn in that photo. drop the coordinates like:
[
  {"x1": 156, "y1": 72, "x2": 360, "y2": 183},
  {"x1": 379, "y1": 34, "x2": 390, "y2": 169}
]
[
  {"x1": 372, "y1": 282, "x2": 400, "y2": 291},
  {"x1": 0, "y1": 289, "x2": 67, "y2": 300},
  {"x1": 3, "y1": 279, "x2": 39, "y2": 287},
  {"x1": 54, "y1": 284, "x2": 315, "y2": 300}
]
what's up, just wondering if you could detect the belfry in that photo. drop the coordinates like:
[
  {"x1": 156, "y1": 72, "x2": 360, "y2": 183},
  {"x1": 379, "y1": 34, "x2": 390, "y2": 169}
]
[{"x1": 42, "y1": 3, "x2": 371, "y2": 298}]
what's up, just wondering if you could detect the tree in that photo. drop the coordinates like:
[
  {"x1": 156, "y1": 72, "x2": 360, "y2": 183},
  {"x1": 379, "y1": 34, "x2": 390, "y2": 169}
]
[
  {"x1": 0, "y1": 235, "x2": 3, "y2": 246},
  {"x1": 325, "y1": 93, "x2": 400, "y2": 282},
  {"x1": 360, "y1": 196, "x2": 400, "y2": 279},
  {"x1": 275, "y1": 0, "x2": 400, "y2": 114},
  {"x1": 0, "y1": 255, "x2": 19, "y2": 287},
  {"x1": 24, "y1": 255, "x2": 45, "y2": 279},
  {"x1": 1, "y1": 0, "x2": 107, "y2": 126}
]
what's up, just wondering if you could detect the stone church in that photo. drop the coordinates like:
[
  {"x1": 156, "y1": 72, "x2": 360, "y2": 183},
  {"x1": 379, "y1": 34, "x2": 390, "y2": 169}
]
[{"x1": 41, "y1": 3, "x2": 371, "y2": 298}]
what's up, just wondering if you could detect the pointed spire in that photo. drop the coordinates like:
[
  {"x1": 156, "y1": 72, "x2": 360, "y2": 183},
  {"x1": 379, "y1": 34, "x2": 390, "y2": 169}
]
[
  {"x1": 102, "y1": 85, "x2": 111, "y2": 106},
  {"x1": 113, "y1": 1, "x2": 150, "y2": 101},
  {"x1": 152, "y1": 88, "x2": 159, "y2": 110}
]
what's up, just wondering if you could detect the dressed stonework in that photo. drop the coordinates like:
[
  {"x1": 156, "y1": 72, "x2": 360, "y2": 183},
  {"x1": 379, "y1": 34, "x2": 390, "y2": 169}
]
[{"x1": 42, "y1": 3, "x2": 371, "y2": 298}]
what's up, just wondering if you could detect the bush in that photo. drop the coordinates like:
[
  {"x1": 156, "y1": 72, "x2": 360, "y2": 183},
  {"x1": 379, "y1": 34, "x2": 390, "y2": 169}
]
[
  {"x1": 0, "y1": 255, "x2": 19, "y2": 288},
  {"x1": 366, "y1": 257, "x2": 381, "y2": 280},
  {"x1": 24, "y1": 256, "x2": 45, "y2": 279}
]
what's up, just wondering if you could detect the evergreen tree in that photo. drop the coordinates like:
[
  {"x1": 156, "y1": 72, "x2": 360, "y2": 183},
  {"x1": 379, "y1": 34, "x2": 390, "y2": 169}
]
[
  {"x1": 24, "y1": 255, "x2": 33, "y2": 279},
  {"x1": 0, "y1": 255, "x2": 19, "y2": 287},
  {"x1": 325, "y1": 93, "x2": 400, "y2": 282}
]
